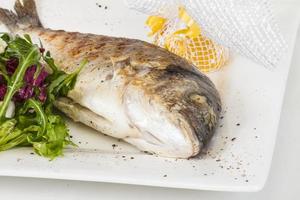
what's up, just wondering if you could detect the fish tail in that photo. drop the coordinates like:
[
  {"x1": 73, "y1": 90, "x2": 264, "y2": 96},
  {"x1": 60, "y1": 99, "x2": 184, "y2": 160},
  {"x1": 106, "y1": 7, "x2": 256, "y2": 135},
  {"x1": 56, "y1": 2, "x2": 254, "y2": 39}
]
[{"x1": 0, "y1": 0, "x2": 42, "y2": 32}]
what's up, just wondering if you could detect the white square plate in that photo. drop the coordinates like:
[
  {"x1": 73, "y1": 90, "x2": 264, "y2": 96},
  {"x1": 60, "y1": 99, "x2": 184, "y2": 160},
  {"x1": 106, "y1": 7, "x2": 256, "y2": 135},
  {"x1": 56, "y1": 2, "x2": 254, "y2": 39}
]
[{"x1": 0, "y1": 0, "x2": 299, "y2": 192}]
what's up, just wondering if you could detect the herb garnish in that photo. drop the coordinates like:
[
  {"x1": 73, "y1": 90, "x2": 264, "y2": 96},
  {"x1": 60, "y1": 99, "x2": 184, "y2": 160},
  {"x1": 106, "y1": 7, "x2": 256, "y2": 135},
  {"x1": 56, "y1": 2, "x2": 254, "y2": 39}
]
[{"x1": 0, "y1": 33, "x2": 87, "y2": 159}]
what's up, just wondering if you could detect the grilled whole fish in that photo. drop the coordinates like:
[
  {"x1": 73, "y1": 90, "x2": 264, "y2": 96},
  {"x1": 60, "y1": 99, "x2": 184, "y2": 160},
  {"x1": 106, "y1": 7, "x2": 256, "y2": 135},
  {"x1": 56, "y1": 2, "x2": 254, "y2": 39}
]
[{"x1": 0, "y1": 0, "x2": 221, "y2": 158}]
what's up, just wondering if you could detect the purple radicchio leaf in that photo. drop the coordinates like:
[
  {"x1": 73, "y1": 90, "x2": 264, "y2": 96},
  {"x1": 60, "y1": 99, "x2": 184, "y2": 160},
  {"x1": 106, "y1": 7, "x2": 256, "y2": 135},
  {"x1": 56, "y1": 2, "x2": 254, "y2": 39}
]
[
  {"x1": 24, "y1": 65, "x2": 36, "y2": 84},
  {"x1": 6, "y1": 57, "x2": 19, "y2": 76},
  {"x1": 13, "y1": 66, "x2": 48, "y2": 102},
  {"x1": 34, "y1": 69, "x2": 48, "y2": 87},
  {"x1": 0, "y1": 75, "x2": 7, "y2": 101},
  {"x1": 0, "y1": 84, "x2": 7, "y2": 101},
  {"x1": 4, "y1": 57, "x2": 49, "y2": 103},
  {"x1": 14, "y1": 85, "x2": 34, "y2": 102},
  {"x1": 38, "y1": 86, "x2": 47, "y2": 103}
]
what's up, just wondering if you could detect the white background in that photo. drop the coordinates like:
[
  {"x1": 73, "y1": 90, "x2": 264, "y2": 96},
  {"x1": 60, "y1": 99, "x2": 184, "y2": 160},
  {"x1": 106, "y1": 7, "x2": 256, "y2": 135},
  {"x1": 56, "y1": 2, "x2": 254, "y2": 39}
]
[{"x1": 0, "y1": 2, "x2": 300, "y2": 200}]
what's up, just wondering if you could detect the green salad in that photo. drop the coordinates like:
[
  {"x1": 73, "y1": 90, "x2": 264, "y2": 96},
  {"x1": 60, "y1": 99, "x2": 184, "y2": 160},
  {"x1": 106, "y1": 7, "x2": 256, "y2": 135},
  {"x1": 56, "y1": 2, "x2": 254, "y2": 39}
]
[{"x1": 0, "y1": 33, "x2": 86, "y2": 159}]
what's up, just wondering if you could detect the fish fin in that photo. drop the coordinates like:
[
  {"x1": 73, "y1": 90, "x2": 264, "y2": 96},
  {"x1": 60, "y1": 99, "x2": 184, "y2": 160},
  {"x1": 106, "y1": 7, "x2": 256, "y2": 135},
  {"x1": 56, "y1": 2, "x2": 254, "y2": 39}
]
[
  {"x1": 0, "y1": 0, "x2": 42, "y2": 32},
  {"x1": 0, "y1": 7, "x2": 18, "y2": 31}
]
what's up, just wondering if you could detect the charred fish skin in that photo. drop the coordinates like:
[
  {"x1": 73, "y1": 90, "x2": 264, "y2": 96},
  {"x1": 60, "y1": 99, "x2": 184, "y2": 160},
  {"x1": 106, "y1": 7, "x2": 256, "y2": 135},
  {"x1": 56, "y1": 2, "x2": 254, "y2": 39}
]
[{"x1": 0, "y1": 0, "x2": 221, "y2": 158}]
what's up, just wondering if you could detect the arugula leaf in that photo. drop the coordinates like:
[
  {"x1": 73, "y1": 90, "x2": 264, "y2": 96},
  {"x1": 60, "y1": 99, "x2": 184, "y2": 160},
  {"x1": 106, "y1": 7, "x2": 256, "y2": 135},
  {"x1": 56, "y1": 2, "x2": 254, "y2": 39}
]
[
  {"x1": 0, "y1": 33, "x2": 10, "y2": 44},
  {"x1": 17, "y1": 99, "x2": 72, "y2": 160},
  {"x1": 0, "y1": 119, "x2": 27, "y2": 151},
  {"x1": 18, "y1": 99, "x2": 47, "y2": 137},
  {"x1": 44, "y1": 58, "x2": 87, "y2": 114},
  {"x1": 0, "y1": 70, "x2": 9, "y2": 83},
  {"x1": 43, "y1": 51, "x2": 58, "y2": 73},
  {"x1": 31, "y1": 114, "x2": 72, "y2": 160},
  {"x1": 47, "y1": 59, "x2": 87, "y2": 99},
  {"x1": 0, "y1": 99, "x2": 72, "y2": 158}
]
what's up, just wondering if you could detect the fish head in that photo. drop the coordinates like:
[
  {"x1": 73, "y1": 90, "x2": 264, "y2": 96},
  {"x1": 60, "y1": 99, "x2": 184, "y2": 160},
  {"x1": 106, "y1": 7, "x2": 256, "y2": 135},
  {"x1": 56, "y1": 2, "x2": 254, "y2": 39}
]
[{"x1": 121, "y1": 63, "x2": 222, "y2": 158}]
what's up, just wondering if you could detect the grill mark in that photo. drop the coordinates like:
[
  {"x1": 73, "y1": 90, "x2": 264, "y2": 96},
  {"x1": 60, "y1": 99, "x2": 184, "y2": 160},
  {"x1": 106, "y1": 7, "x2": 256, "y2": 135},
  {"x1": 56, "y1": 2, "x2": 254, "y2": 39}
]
[
  {"x1": 47, "y1": 32, "x2": 59, "y2": 41},
  {"x1": 94, "y1": 43, "x2": 106, "y2": 49}
]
